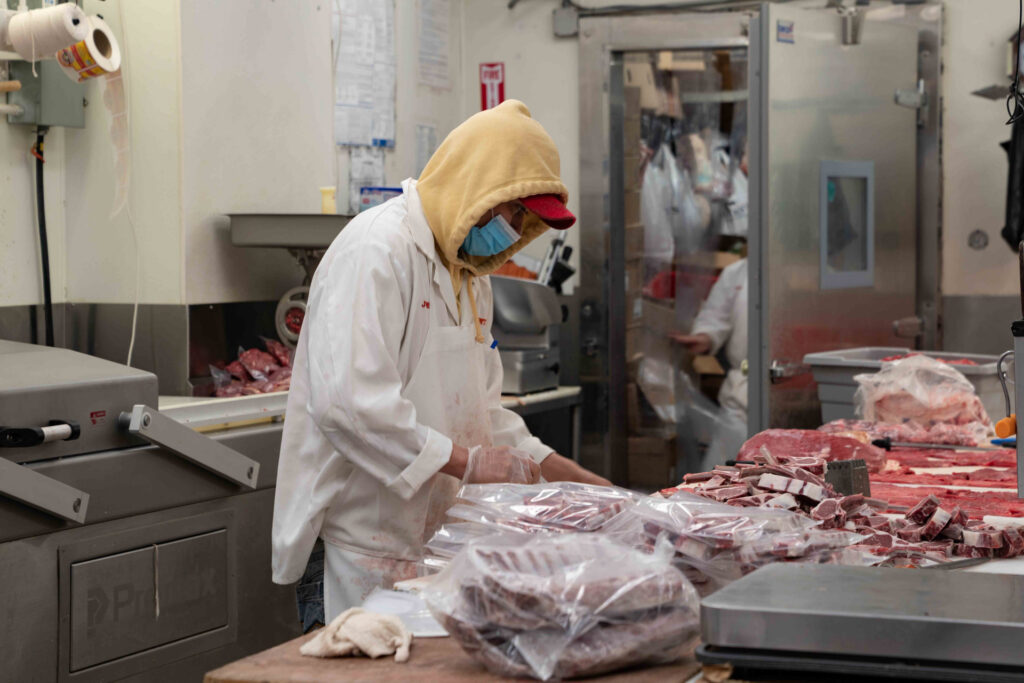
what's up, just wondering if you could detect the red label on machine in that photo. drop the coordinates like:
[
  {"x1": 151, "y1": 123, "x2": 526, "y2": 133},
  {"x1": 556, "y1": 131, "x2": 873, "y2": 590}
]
[
  {"x1": 480, "y1": 63, "x2": 505, "y2": 110},
  {"x1": 90, "y1": 410, "x2": 106, "y2": 425}
]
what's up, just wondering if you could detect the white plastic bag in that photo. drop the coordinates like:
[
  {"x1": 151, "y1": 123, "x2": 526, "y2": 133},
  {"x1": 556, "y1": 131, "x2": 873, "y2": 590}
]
[
  {"x1": 640, "y1": 145, "x2": 676, "y2": 268},
  {"x1": 423, "y1": 533, "x2": 700, "y2": 681},
  {"x1": 854, "y1": 355, "x2": 993, "y2": 443}
]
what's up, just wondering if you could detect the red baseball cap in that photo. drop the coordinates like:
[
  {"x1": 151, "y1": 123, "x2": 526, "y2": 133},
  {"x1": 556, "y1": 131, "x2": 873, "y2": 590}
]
[{"x1": 521, "y1": 194, "x2": 576, "y2": 230}]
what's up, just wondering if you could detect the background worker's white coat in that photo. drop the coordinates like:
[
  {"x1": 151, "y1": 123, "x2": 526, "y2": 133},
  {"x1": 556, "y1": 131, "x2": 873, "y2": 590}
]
[
  {"x1": 271, "y1": 179, "x2": 553, "y2": 600},
  {"x1": 691, "y1": 258, "x2": 748, "y2": 417}
]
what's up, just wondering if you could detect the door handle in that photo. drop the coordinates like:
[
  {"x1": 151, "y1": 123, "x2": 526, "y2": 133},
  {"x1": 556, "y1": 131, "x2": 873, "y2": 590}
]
[
  {"x1": 119, "y1": 405, "x2": 260, "y2": 489},
  {"x1": 769, "y1": 359, "x2": 810, "y2": 384}
]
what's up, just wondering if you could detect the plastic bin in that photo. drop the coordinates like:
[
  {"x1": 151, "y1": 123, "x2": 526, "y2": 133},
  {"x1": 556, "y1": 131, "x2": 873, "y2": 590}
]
[{"x1": 802, "y1": 347, "x2": 1006, "y2": 426}]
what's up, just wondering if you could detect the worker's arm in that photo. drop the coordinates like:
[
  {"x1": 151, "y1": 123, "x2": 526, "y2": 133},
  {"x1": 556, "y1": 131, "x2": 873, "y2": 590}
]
[
  {"x1": 306, "y1": 242, "x2": 454, "y2": 501},
  {"x1": 540, "y1": 452, "x2": 611, "y2": 486},
  {"x1": 686, "y1": 259, "x2": 744, "y2": 355}
]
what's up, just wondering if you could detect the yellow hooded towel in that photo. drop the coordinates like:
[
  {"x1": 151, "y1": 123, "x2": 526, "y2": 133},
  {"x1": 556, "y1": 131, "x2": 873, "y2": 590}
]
[{"x1": 416, "y1": 100, "x2": 569, "y2": 342}]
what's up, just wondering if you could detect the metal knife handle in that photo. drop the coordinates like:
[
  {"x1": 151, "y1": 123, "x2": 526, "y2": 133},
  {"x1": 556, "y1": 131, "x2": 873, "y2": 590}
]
[
  {"x1": 0, "y1": 457, "x2": 89, "y2": 523},
  {"x1": 119, "y1": 405, "x2": 260, "y2": 489}
]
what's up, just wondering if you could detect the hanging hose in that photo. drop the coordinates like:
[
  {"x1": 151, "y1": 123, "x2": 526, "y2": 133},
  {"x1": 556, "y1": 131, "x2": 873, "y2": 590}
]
[{"x1": 34, "y1": 126, "x2": 54, "y2": 347}]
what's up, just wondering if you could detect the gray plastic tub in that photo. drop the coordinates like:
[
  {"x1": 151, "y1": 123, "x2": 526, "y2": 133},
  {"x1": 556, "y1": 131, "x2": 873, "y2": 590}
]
[{"x1": 802, "y1": 347, "x2": 1006, "y2": 426}]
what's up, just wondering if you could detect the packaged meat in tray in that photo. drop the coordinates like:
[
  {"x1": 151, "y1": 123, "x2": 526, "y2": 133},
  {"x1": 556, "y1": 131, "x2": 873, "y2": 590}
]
[{"x1": 423, "y1": 533, "x2": 699, "y2": 681}]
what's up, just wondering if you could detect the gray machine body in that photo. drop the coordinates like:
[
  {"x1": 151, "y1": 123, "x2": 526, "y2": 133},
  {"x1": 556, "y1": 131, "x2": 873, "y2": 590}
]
[
  {"x1": 702, "y1": 564, "x2": 1024, "y2": 667},
  {"x1": 0, "y1": 341, "x2": 300, "y2": 681},
  {"x1": 491, "y1": 275, "x2": 562, "y2": 395}
]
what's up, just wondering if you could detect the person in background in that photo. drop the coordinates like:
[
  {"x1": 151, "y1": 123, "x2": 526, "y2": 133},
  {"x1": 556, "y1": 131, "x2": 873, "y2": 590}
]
[
  {"x1": 674, "y1": 257, "x2": 748, "y2": 423},
  {"x1": 272, "y1": 100, "x2": 609, "y2": 623}
]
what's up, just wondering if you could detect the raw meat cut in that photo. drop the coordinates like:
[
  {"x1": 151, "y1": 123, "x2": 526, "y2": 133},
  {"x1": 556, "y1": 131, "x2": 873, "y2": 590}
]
[
  {"x1": 879, "y1": 448, "x2": 1017, "y2": 469},
  {"x1": 738, "y1": 430, "x2": 886, "y2": 472},
  {"x1": 867, "y1": 482, "x2": 1024, "y2": 519},
  {"x1": 238, "y1": 348, "x2": 280, "y2": 380},
  {"x1": 880, "y1": 353, "x2": 978, "y2": 366},
  {"x1": 264, "y1": 338, "x2": 293, "y2": 367},
  {"x1": 821, "y1": 420, "x2": 989, "y2": 448}
]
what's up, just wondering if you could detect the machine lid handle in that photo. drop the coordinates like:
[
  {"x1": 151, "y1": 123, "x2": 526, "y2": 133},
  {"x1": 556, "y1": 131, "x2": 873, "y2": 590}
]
[
  {"x1": 0, "y1": 457, "x2": 89, "y2": 523},
  {"x1": 119, "y1": 405, "x2": 260, "y2": 489}
]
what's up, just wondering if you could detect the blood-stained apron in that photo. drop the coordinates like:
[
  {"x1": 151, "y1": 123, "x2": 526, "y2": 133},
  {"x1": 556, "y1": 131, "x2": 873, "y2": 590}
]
[{"x1": 324, "y1": 316, "x2": 492, "y2": 620}]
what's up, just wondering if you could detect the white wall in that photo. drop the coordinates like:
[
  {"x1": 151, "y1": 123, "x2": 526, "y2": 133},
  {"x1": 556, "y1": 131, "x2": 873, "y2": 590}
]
[
  {"x1": 459, "y1": 0, "x2": 580, "y2": 285},
  {"x1": 0, "y1": 67, "x2": 67, "y2": 306},
  {"x1": 942, "y1": 0, "x2": 1021, "y2": 296},
  {"x1": 180, "y1": 0, "x2": 334, "y2": 304},
  {"x1": 64, "y1": 0, "x2": 183, "y2": 305}
]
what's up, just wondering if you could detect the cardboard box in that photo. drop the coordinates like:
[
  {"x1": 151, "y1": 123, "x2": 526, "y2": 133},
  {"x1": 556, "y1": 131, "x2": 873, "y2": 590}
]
[
  {"x1": 625, "y1": 223, "x2": 644, "y2": 257},
  {"x1": 642, "y1": 297, "x2": 677, "y2": 337},
  {"x1": 624, "y1": 153, "x2": 642, "y2": 191},
  {"x1": 623, "y1": 189, "x2": 641, "y2": 224},
  {"x1": 628, "y1": 435, "x2": 677, "y2": 490},
  {"x1": 625, "y1": 257, "x2": 644, "y2": 294},
  {"x1": 625, "y1": 85, "x2": 642, "y2": 116},
  {"x1": 624, "y1": 116, "x2": 642, "y2": 148}
]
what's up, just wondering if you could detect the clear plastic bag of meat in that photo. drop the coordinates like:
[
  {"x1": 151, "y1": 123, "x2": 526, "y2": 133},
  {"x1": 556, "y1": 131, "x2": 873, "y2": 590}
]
[
  {"x1": 854, "y1": 354, "x2": 993, "y2": 444},
  {"x1": 423, "y1": 533, "x2": 700, "y2": 681},
  {"x1": 453, "y1": 482, "x2": 640, "y2": 533},
  {"x1": 600, "y1": 493, "x2": 862, "y2": 594}
]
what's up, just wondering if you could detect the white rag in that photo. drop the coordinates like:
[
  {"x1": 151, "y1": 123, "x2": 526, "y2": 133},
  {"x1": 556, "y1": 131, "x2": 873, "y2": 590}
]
[{"x1": 299, "y1": 608, "x2": 413, "y2": 662}]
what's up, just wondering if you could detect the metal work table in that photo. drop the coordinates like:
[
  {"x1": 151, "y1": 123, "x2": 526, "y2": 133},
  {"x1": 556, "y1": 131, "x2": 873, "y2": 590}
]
[
  {"x1": 204, "y1": 629, "x2": 699, "y2": 683},
  {"x1": 161, "y1": 385, "x2": 583, "y2": 461}
]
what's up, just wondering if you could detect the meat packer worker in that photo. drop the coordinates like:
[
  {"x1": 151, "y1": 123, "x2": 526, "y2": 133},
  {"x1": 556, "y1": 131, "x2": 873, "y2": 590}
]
[{"x1": 272, "y1": 100, "x2": 610, "y2": 619}]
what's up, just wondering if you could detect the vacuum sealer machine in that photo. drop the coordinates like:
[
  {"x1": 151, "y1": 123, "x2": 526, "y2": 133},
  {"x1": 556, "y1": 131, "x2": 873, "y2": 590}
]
[{"x1": 0, "y1": 340, "x2": 300, "y2": 682}]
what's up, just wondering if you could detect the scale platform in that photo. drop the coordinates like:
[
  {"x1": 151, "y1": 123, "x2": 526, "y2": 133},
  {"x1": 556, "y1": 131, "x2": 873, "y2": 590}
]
[{"x1": 699, "y1": 564, "x2": 1024, "y2": 681}]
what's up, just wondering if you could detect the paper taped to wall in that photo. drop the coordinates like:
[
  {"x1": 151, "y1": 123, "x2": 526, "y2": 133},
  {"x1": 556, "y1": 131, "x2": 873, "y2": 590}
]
[
  {"x1": 333, "y1": 0, "x2": 396, "y2": 147},
  {"x1": 348, "y1": 146, "x2": 385, "y2": 214}
]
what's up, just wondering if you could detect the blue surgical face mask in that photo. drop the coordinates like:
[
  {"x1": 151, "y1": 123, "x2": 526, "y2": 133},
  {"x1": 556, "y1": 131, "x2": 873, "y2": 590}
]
[{"x1": 461, "y1": 212, "x2": 521, "y2": 256}]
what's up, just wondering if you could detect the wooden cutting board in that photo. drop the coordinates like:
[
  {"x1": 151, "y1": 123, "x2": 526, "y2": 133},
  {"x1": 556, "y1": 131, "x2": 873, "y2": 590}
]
[{"x1": 203, "y1": 631, "x2": 700, "y2": 683}]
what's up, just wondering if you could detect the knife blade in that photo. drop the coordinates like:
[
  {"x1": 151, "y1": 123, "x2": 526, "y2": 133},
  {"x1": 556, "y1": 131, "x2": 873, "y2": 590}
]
[{"x1": 872, "y1": 438, "x2": 999, "y2": 452}]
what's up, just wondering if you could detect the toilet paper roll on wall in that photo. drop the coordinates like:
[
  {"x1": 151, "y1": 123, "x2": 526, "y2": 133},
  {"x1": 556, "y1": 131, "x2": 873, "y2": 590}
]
[
  {"x1": 7, "y1": 3, "x2": 88, "y2": 61},
  {"x1": 55, "y1": 16, "x2": 121, "y2": 83}
]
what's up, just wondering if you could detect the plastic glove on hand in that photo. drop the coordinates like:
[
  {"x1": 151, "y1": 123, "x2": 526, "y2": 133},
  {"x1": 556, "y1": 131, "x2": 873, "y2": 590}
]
[{"x1": 462, "y1": 445, "x2": 541, "y2": 485}]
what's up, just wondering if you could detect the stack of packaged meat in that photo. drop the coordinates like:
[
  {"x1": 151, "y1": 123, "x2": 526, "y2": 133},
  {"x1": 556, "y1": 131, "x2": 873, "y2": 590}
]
[
  {"x1": 423, "y1": 534, "x2": 700, "y2": 681},
  {"x1": 852, "y1": 354, "x2": 993, "y2": 446},
  {"x1": 210, "y1": 338, "x2": 293, "y2": 397},
  {"x1": 424, "y1": 482, "x2": 639, "y2": 566}
]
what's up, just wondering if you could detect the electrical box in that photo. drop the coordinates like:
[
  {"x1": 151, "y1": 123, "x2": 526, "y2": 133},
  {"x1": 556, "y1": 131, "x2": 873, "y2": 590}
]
[{"x1": 6, "y1": 59, "x2": 85, "y2": 128}]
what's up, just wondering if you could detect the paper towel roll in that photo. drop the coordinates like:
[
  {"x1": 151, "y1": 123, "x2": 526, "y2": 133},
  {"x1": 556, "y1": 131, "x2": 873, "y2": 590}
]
[
  {"x1": 8, "y1": 4, "x2": 88, "y2": 62},
  {"x1": 55, "y1": 16, "x2": 121, "y2": 83}
]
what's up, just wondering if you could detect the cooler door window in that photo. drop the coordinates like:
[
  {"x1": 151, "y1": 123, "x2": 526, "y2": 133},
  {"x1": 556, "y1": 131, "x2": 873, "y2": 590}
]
[{"x1": 819, "y1": 160, "x2": 875, "y2": 290}]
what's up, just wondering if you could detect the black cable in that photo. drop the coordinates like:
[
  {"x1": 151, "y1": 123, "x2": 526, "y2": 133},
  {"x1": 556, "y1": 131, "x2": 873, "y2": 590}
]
[
  {"x1": 34, "y1": 126, "x2": 54, "y2": 347},
  {"x1": 1009, "y1": 0, "x2": 1024, "y2": 124}
]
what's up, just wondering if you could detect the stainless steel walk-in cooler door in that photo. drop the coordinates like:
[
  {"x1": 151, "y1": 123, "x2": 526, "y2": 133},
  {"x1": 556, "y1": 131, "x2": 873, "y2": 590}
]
[
  {"x1": 747, "y1": 4, "x2": 919, "y2": 432},
  {"x1": 579, "y1": 3, "x2": 926, "y2": 485}
]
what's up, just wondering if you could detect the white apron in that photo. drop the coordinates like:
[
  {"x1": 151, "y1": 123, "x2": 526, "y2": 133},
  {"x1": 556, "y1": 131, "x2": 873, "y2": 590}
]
[{"x1": 324, "y1": 316, "x2": 493, "y2": 620}]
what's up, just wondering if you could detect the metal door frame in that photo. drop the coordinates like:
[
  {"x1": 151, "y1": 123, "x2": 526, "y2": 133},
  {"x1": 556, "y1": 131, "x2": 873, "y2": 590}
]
[{"x1": 578, "y1": 11, "x2": 752, "y2": 481}]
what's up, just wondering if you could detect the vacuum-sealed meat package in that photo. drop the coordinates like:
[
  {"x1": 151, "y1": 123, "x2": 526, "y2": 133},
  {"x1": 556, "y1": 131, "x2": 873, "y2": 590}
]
[{"x1": 423, "y1": 533, "x2": 699, "y2": 680}]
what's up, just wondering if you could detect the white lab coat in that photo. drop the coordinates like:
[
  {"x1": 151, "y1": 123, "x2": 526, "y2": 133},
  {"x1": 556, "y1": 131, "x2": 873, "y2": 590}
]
[
  {"x1": 272, "y1": 179, "x2": 553, "y2": 607},
  {"x1": 691, "y1": 258, "x2": 748, "y2": 418}
]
